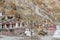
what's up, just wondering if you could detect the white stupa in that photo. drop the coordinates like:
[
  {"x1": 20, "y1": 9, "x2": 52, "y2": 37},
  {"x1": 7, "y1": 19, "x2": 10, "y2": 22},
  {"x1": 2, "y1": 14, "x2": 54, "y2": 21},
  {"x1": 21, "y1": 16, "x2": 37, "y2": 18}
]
[
  {"x1": 25, "y1": 28, "x2": 31, "y2": 36},
  {"x1": 53, "y1": 24, "x2": 60, "y2": 39}
]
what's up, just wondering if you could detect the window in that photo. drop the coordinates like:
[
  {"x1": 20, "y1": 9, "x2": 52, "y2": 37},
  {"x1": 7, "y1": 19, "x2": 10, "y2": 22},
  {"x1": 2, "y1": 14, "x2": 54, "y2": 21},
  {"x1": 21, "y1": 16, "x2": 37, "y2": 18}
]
[
  {"x1": 6, "y1": 23, "x2": 10, "y2": 28},
  {"x1": 8, "y1": 16, "x2": 13, "y2": 19},
  {"x1": 22, "y1": 23, "x2": 24, "y2": 26}
]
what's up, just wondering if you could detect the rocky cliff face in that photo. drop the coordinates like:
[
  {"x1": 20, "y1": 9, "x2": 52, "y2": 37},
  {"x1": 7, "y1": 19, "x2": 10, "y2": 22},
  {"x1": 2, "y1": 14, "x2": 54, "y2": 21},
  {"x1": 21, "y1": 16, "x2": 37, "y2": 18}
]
[{"x1": 0, "y1": 0, "x2": 60, "y2": 23}]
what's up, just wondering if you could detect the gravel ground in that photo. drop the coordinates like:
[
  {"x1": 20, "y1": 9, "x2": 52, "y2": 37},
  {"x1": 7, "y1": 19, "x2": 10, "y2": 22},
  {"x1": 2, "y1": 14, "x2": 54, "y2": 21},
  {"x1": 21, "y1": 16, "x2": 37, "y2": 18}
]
[
  {"x1": 0, "y1": 30, "x2": 55, "y2": 40},
  {"x1": 0, "y1": 35, "x2": 56, "y2": 40},
  {"x1": 40, "y1": 36, "x2": 53, "y2": 40},
  {"x1": 0, "y1": 35, "x2": 18, "y2": 40},
  {"x1": 0, "y1": 35, "x2": 41, "y2": 40}
]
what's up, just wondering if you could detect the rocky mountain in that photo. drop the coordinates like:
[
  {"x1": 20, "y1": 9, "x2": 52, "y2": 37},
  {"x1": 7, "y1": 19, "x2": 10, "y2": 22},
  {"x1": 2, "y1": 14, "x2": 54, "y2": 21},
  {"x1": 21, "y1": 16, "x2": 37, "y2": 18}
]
[{"x1": 0, "y1": 0, "x2": 60, "y2": 23}]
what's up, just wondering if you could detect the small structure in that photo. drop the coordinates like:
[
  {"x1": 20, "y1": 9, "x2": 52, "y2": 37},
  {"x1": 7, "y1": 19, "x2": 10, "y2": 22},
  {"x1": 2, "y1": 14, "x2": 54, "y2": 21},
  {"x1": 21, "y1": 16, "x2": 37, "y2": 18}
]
[
  {"x1": 25, "y1": 28, "x2": 31, "y2": 36},
  {"x1": 53, "y1": 24, "x2": 60, "y2": 39}
]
